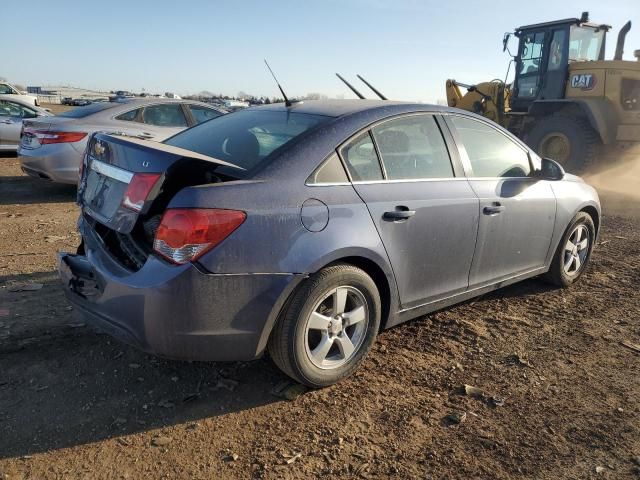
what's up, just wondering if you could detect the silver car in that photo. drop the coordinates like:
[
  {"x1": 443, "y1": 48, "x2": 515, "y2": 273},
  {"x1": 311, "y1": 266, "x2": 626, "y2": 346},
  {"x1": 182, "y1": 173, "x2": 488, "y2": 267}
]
[
  {"x1": 0, "y1": 98, "x2": 52, "y2": 151},
  {"x1": 18, "y1": 98, "x2": 226, "y2": 184}
]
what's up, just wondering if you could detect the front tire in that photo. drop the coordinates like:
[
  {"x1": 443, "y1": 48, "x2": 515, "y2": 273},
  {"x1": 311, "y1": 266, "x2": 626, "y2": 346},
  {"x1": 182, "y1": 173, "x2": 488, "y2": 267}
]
[
  {"x1": 544, "y1": 212, "x2": 595, "y2": 287},
  {"x1": 526, "y1": 115, "x2": 600, "y2": 173},
  {"x1": 268, "y1": 264, "x2": 381, "y2": 388}
]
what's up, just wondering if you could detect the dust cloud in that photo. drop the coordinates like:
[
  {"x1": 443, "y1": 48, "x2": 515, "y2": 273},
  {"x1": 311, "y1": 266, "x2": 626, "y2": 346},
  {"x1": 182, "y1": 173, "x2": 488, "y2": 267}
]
[{"x1": 582, "y1": 145, "x2": 640, "y2": 218}]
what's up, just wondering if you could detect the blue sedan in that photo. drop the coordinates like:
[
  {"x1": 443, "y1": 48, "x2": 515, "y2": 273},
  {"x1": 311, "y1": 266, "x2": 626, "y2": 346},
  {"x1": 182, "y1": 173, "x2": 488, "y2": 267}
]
[{"x1": 59, "y1": 100, "x2": 600, "y2": 387}]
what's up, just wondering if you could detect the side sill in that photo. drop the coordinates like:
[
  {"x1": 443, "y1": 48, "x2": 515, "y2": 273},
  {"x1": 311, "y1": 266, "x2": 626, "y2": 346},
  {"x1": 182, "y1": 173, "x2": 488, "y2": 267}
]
[{"x1": 389, "y1": 267, "x2": 547, "y2": 328}]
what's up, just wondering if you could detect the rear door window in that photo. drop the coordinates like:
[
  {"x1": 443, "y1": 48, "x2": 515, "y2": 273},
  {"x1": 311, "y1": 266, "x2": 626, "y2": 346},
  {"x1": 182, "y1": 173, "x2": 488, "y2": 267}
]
[
  {"x1": 115, "y1": 108, "x2": 141, "y2": 122},
  {"x1": 142, "y1": 104, "x2": 187, "y2": 127},
  {"x1": 339, "y1": 132, "x2": 383, "y2": 181},
  {"x1": 372, "y1": 115, "x2": 453, "y2": 179},
  {"x1": 188, "y1": 104, "x2": 222, "y2": 124},
  {"x1": 450, "y1": 116, "x2": 531, "y2": 177}
]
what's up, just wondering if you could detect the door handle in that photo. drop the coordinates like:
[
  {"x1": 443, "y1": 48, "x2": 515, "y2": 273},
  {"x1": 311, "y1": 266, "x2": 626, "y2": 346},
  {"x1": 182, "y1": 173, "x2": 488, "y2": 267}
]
[
  {"x1": 383, "y1": 206, "x2": 416, "y2": 221},
  {"x1": 483, "y1": 203, "x2": 506, "y2": 215}
]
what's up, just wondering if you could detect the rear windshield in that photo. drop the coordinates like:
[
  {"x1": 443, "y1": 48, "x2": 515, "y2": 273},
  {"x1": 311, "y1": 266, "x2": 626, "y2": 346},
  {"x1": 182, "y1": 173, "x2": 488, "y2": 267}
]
[
  {"x1": 58, "y1": 103, "x2": 118, "y2": 118},
  {"x1": 165, "y1": 109, "x2": 331, "y2": 174}
]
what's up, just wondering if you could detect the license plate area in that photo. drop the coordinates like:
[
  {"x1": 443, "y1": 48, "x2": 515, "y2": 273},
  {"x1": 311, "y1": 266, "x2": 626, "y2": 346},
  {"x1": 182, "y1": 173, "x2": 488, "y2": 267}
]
[{"x1": 82, "y1": 159, "x2": 130, "y2": 221}]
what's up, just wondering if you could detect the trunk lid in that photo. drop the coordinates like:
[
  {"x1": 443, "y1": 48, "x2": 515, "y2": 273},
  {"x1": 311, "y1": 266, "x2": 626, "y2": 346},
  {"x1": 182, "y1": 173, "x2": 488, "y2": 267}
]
[
  {"x1": 79, "y1": 133, "x2": 243, "y2": 235},
  {"x1": 21, "y1": 117, "x2": 77, "y2": 149}
]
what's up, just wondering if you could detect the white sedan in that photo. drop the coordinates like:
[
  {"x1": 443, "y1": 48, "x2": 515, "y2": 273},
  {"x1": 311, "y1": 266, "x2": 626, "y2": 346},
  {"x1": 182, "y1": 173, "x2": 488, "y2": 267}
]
[{"x1": 0, "y1": 83, "x2": 39, "y2": 107}]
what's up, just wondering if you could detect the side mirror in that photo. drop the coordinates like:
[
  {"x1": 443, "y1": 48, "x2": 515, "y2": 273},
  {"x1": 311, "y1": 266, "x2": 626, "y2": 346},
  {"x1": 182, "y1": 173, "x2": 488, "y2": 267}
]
[
  {"x1": 537, "y1": 157, "x2": 565, "y2": 181},
  {"x1": 502, "y1": 33, "x2": 511, "y2": 52}
]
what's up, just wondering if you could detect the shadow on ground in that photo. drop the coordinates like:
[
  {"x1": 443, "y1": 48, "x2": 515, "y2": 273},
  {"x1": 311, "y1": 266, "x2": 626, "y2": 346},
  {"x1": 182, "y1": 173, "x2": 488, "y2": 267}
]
[
  {"x1": 0, "y1": 274, "x2": 285, "y2": 459},
  {"x1": 0, "y1": 175, "x2": 76, "y2": 206},
  {"x1": 0, "y1": 267, "x2": 558, "y2": 459},
  {"x1": 0, "y1": 152, "x2": 76, "y2": 205}
]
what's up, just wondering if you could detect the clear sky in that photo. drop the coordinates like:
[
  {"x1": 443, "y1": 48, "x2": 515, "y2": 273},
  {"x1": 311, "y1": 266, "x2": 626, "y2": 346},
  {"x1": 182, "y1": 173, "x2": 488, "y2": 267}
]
[{"x1": 3, "y1": 0, "x2": 639, "y2": 102}]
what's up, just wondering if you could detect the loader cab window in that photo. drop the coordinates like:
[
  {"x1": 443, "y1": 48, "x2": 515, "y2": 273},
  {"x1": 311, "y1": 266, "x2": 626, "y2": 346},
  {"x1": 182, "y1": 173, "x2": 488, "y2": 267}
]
[
  {"x1": 569, "y1": 26, "x2": 605, "y2": 62},
  {"x1": 547, "y1": 30, "x2": 567, "y2": 71},
  {"x1": 517, "y1": 31, "x2": 545, "y2": 98}
]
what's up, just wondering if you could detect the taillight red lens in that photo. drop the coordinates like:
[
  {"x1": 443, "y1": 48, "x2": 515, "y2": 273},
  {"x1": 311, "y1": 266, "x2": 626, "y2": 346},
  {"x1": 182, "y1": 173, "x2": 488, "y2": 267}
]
[
  {"x1": 153, "y1": 208, "x2": 246, "y2": 264},
  {"x1": 33, "y1": 130, "x2": 88, "y2": 144},
  {"x1": 122, "y1": 173, "x2": 162, "y2": 212}
]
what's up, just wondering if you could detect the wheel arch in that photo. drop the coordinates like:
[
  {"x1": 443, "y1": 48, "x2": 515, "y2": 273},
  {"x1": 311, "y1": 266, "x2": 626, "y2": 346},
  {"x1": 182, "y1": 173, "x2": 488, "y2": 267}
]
[
  {"x1": 528, "y1": 99, "x2": 616, "y2": 145},
  {"x1": 255, "y1": 251, "x2": 400, "y2": 357},
  {"x1": 324, "y1": 256, "x2": 393, "y2": 332},
  {"x1": 579, "y1": 204, "x2": 600, "y2": 237}
]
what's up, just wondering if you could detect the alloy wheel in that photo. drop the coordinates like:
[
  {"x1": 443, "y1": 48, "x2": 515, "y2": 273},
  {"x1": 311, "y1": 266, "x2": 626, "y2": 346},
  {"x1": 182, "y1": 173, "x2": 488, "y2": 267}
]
[
  {"x1": 563, "y1": 224, "x2": 590, "y2": 276},
  {"x1": 303, "y1": 286, "x2": 369, "y2": 369}
]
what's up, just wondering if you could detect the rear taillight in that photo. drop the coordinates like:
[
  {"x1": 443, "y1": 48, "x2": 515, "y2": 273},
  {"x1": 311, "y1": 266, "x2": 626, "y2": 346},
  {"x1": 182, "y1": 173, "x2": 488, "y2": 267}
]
[
  {"x1": 26, "y1": 130, "x2": 88, "y2": 145},
  {"x1": 122, "y1": 173, "x2": 162, "y2": 212},
  {"x1": 153, "y1": 208, "x2": 246, "y2": 265}
]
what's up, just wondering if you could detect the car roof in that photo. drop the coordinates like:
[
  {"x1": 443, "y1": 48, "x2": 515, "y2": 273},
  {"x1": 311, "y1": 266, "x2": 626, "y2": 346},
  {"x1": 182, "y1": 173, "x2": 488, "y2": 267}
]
[
  {"x1": 250, "y1": 99, "x2": 454, "y2": 118},
  {"x1": 116, "y1": 98, "x2": 208, "y2": 106},
  {"x1": 58, "y1": 98, "x2": 226, "y2": 120}
]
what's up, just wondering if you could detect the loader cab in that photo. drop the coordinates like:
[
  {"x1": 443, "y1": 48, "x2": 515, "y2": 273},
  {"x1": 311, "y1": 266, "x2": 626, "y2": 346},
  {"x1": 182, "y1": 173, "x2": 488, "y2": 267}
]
[{"x1": 510, "y1": 15, "x2": 610, "y2": 112}]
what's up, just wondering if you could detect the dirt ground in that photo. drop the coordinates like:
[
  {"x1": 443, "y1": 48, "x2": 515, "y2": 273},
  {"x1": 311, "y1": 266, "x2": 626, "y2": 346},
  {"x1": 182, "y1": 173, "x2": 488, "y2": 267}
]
[
  {"x1": 41, "y1": 104, "x2": 76, "y2": 115},
  {"x1": 0, "y1": 151, "x2": 638, "y2": 480}
]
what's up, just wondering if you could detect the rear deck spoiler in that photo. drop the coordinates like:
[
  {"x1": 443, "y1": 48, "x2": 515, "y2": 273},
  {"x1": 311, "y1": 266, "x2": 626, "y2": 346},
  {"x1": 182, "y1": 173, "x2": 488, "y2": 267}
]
[{"x1": 105, "y1": 134, "x2": 245, "y2": 171}]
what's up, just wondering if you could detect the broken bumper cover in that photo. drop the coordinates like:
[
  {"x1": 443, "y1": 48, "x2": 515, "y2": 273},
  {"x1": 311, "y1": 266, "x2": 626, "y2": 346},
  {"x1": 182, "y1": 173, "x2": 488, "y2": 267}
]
[{"x1": 58, "y1": 225, "x2": 302, "y2": 361}]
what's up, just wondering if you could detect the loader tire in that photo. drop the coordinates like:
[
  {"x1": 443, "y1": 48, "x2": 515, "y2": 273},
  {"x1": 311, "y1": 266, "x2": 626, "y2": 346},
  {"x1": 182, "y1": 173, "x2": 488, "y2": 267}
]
[{"x1": 526, "y1": 115, "x2": 600, "y2": 174}]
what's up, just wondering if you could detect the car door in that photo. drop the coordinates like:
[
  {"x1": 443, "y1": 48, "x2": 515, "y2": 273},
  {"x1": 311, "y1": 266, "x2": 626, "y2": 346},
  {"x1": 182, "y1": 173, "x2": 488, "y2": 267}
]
[
  {"x1": 0, "y1": 100, "x2": 26, "y2": 148},
  {"x1": 444, "y1": 114, "x2": 556, "y2": 287},
  {"x1": 138, "y1": 103, "x2": 189, "y2": 140},
  {"x1": 340, "y1": 114, "x2": 479, "y2": 309}
]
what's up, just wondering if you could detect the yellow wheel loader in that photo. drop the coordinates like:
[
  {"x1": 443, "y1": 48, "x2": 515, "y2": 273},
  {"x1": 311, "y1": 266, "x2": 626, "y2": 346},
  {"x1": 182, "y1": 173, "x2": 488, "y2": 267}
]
[{"x1": 446, "y1": 12, "x2": 640, "y2": 172}]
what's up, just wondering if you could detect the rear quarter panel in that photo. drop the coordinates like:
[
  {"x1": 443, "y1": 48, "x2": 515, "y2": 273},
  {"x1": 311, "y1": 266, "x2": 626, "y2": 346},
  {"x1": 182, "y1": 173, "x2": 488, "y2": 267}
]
[
  {"x1": 168, "y1": 177, "x2": 402, "y2": 335},
  {"x1": 168, "y1": 179, "x2": 394, "y2": 278}
]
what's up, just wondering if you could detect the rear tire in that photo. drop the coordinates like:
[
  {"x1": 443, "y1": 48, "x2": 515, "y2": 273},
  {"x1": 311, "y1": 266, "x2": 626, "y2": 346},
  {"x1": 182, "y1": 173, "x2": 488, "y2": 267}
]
[
  {"x1": 526, "y1": 115, "x2": 600, "y2": 173},
  {"x1": 268, "y1": 264, "x2": 381, "y2": 388},
  {"x1": 544, "y1": 212, "x2": 595, "y2": 287}
]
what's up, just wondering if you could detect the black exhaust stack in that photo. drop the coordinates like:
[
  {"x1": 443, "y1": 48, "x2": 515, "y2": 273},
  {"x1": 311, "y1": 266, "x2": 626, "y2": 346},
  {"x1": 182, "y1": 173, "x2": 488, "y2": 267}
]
[{"x1": 614, "y1": 21, "x2": 632, "y2": 60}]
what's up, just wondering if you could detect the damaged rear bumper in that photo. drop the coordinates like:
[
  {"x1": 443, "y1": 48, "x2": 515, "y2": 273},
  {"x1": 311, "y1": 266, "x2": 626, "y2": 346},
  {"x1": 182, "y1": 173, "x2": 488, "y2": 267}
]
[{"x1": 58, "y1": 223, "x2": 303, "y2": 361}]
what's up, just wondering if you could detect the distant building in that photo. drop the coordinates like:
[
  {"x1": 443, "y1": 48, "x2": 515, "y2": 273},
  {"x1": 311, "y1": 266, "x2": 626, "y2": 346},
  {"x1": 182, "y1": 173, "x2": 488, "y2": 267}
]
[{"x1": 224, "y1": 99, "x2": 249, "y2": 109}]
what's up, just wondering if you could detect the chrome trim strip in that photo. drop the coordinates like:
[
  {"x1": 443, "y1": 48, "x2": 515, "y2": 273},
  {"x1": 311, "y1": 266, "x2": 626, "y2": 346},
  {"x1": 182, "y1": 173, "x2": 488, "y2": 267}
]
[
  {"x1": 352, "y1": 177, "x2": 468, "y2": 185},
  {"x1": 308, "y1": 177, "x2": 534, "y2": 186},
  {"x1": 90, "y1": 158, "x2": 134, "y2": 184},
  {"x1": 305, "y1": 182, "x2": 353, "y2": 187}
]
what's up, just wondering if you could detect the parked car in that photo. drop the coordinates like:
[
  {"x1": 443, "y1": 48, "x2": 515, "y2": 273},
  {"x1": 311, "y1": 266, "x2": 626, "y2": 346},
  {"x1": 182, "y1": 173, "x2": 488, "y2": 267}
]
[
  {"x1": 0, "y1": 82, "x2": 39, "y2": 106},
  {"x1": 62, "y1": 97, "x2": 74, "y2": 106},
  {"x1": 19, "y1": 99, "x2": 226, "y2": 183},
  {"x1": 0, "y1": 98, "x2": 52, "y2": 151},
  {"x1": 72, "y1": 98, "x2": 92, "y2": 106},
  {"x1": 59, "y1": 100, "x2": 600, "y2": 387}
]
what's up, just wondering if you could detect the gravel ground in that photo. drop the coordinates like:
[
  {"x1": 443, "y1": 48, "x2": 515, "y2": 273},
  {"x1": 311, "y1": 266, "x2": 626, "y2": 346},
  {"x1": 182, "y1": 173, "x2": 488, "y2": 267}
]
[{"x1": 0, "y1": 153, "x2": 638, "y2": 479}]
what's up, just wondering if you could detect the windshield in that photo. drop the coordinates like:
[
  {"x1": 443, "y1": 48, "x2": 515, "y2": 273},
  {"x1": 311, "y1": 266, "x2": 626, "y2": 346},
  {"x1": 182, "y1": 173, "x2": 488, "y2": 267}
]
[
  {"x1": 165, "y1": 109, "x2": 331, "y2": 175},
  {"x1": 569, "y1": 26, "x2": 605, "y2": 62},
  {"x1": 58, "y1": 102, "x2": 118, "y2": 118}
]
